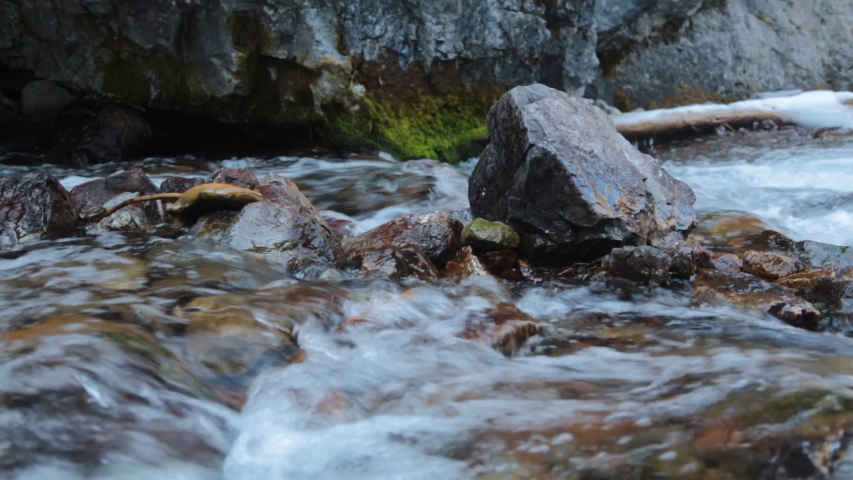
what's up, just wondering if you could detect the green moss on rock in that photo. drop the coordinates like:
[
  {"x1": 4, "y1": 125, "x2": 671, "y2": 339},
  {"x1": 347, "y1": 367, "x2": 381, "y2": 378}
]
[{"x1": 326, "y1": 87, "x2": 499, "y2": 162}]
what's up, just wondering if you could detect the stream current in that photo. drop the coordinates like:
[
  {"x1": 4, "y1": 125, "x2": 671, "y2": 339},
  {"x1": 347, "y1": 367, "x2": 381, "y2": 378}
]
[{"x1": 2, "y1": 132, "x2": 853, "y2": 479}]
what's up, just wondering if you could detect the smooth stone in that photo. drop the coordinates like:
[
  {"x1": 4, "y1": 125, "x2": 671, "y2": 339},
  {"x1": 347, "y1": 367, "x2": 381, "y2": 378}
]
[
  {"x1": 461, "y1": 218, "x2": 521, "y2": 251},
  {"x1": 694, "y1": 270, "x2": 821, "y2": 330}
]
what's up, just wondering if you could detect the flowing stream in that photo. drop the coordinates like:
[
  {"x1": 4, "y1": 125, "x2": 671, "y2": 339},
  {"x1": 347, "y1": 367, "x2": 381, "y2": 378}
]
[{"x1": 3, "y1": 132, "x2": 853, "y2": 479}]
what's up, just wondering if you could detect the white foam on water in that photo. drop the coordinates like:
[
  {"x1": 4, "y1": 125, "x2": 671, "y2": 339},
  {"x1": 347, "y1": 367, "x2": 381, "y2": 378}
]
[{"x1": 663, "y1": 138, "x2": 853, "y2": 245}]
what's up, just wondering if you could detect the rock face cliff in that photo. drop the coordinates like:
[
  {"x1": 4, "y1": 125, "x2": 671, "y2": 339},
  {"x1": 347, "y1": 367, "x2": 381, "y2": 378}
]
[{"x1": 1, "y1": 0, "x2": 851, "y2": 160}]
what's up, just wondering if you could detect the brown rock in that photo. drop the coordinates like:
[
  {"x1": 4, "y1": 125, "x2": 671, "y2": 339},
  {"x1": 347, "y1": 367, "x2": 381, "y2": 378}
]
[
  {"x1": 209, "y1": 167, "x2": 259, "y2": 190},
  {"x1": 602, "y1": 245, "x2": 672, "y2": 284},
  {"x1": 694, "y1": 270, "x2": 821, "y2": 330},
  {"x1": 354, "y1": 243, "x2": 439, "y2": 281},
  {"x1": 0, "y1": 172, "x2": 77, "y2": 245},
  {"x1": 776, "y1": 269, "x2": 837, "y2": 291},
  {"x1": 742, "y1": 250, "x2": 801, "y2": 281},
  {"x1": 458, "y1": 302, "x2": 541, "y2": 356},
  {"x1": 70, "y1": 168, "x2": 160, "y2": 229},
  {"x1": 442, "y1": 246, "x2": 490, "y2": 280},
  {"x1": 343, "y1": 211, "x2": 463, "y2": 268},
  {"x1": 710, "y1": 252, "x2": 743, "y2": 272}
]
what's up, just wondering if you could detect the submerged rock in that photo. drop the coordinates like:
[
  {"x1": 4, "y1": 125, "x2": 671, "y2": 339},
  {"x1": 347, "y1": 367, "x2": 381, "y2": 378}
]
[
  {"x1": 0, "y1": 315, "x2": 230, "y2": 471},
  {"x1": 469, "y1": 84, "x2": 696, "y2": 266},
  {"x1": 461, "y1": 218, "x2": 520, "y2": 251},
  {"x1": 192, "y1": 173, "x2": 343, "y2": 271},
  {"x1": 602, "y1": 245, "x2": 672, "y2": 284},
  {"x1": 343, "y1": 211, "x2": 463, "y2": 269},
  {"x1": 0, "y1": 172, "x2": 77, "y2": 244},
  {"x1": 694, "y1": 270, "x2": 821, "y2": 330},
  {"x1": 458, "y1": 302, "x2": 541, "y2": 356}
]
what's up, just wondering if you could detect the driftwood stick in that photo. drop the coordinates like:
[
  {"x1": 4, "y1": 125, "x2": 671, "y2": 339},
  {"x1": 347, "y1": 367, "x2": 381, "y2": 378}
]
[{"x1": 88, "y1": 193, "x2": 182, "y2": 223}]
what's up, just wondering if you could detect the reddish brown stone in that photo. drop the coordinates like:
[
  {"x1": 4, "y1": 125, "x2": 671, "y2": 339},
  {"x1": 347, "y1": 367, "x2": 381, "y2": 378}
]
[
  {"x1": 742, "y1": 250, "x2": 801, "y2": 281},
  {"x1": 0, "y1": 172, "x2": 78, "y2": 244},
  {"x1": 209, "y1": 167, "x2": 259, "y2": 189}
]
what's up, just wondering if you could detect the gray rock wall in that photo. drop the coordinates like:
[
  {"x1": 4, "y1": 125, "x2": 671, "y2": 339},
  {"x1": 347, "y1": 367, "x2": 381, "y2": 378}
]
[{"x1": 0, "y1": 0, "x2": 851, "y2": 157}]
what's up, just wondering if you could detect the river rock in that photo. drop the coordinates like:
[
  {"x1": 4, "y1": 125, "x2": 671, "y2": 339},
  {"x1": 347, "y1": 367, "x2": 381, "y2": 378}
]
[
  {"x1": 54, "y1": 101, "x2": 152, "y2": 166},
  {"x1": 469, "y1": 84, "x2": 696, "y2": 266},
  {"x1": 602, "y1": 246, "x2": 672, "y2": 284},
  {"x1": 159, "y1": 176, "x2": 207, "y2": 225},
  {"x1": 742, "y1": 250, "x2": 802, "y2": 281},
  {"x1": 694, "y1": 270, "x2": 821, "y2": 330},
  {"x1": 321, "y1": 213, "x2": 358, "y2": 241},
  {"x1": 343, "y1": 211, "x2": 463, "y2": 269},
  {"x1": 0, "y1": 172, "x2": 77, "y2": 244},
  {"x1": 191, "y1": 173, "x2": 343, "y2": 271},
  {"x1": 0, "y1": 315, "x2": 228, "y2": 471},
  {"x1": 710, "y1": 253, "x2": 744, "y2": 273},
  {"x1": 96, "y1": 192, "x2": 151, "y2": 232},
  {"x1": 352, "y1": 244, "x2": 439, "y2": 282},
  {"x1": 442, "y1": 246, "x2": 490, "y2": 280},
  {"x1": 209, "y1": 167, "x2": 260, "y2": 190},
  {"x1": 71, "y1": 168, "x2": 160, "y2": 229},
  {"x1": 477, "y1": 249, "x2": 534, "y2": 282},
  {"x1": 461, "y1": 218, "x2": 521, "y2": 251},
  {"x1": 458, "y1": 302, "x2": 542, "y2": 356}
]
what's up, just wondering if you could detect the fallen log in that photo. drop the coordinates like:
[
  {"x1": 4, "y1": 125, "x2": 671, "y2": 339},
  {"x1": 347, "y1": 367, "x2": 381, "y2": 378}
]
[{"x1": 612, "y1": 90, "x2": 853, "y2": 139}]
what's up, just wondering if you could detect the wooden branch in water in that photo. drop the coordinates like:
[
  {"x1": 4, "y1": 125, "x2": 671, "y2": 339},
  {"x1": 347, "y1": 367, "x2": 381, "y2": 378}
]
[
  {"x1": 612, "y1": 90, "x2": 853, "y2": 139},
  {"x1": 87, "y1": 193, "x2": 182, "y2": 223}
]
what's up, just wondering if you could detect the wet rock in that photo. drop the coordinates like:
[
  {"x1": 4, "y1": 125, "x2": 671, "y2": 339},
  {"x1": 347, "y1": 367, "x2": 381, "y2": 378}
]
[
  {"x1": 159, "y1": 176, "x2": 206, "y2": 195},
  {"x1": 694, "y1": 270, "x2": 821, "y2": 330},
  {"x1": 97, "y1": 192, "x2": 150, "y2": 232},
  {"x1": 469, "y1": 84, "x2": 696, "y2": 266},
  {"x1": 70, "y1": 168, "x2": 160, "y2": 229},
  {"x1": 343, "y1": 211, "x2": 463, "y2": 269},
  {"x1": 321, "y1": 213, "x2": 358, "y2": 241},
  {"x1": 710, "y1": 253, "x2": 744, "y2": 272},
  {"x1": 0, "y1": 172, "x2": 77, "y2": 243},
  {"x1": 192, "y1": 174, "x2": 343, "y2": 271},
  {"x1": 688, "y1": 212, "x2": 776, "y2": 251},
  {"x1": 159, "y1": 176, "x2": 206, "y2": 225},
  {"x1": 742, "y1": 250, "x2": 802, "y2": 281},
  {"x1": 602, "y1": 245, "x2": 672, "y2": 284},
  {"x1": 793, "y1": 240, "x2": 853, "y2": 272},
  {"x1": 776, "y1": 269, "x2": 838, "y2": 291},
  {"x1": 20, "y1": 80, "x2": 77, "y2": 121},
  {"x1": 458, "y1": 302, "x2": 541, "y2": 356},
  {"x1": 442, "y1": 246, "x2": 490, "y2": 280},
  {"x1": 0, "y1": 315, "x2": 229, "y2": 471},
  {"x1": 461, "y1": 218, "x2": 520, "y2": 251},
  {"x1": 54, "y1": 101, "x2": 152, "y2": 166},
  {"x1": 352, "y1": 243, "x2": 439, "y2": 282},
  {"x1": 209, "y1": 167, "x2": 259, "y2": 190},
  {"x1": 172, "y1": 286, "x2": 341, "y2": 391},
  {"x1": 667, "y1": 242, "x2": 712, "y2": 279},
  {"x1": 477, "y1": 249, "x2": 533, "y2": 281}
]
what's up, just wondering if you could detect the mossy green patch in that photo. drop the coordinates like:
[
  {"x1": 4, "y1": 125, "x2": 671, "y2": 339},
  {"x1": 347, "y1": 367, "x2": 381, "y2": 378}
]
[{"x1": 326, "y1": 87, "x2": 499, "y2": 162}]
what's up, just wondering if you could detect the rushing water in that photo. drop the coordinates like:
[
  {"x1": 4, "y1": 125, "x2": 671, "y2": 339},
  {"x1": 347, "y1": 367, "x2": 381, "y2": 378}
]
[{"x1": 3, "y1": 133, "x2": 853, "y2": 479}]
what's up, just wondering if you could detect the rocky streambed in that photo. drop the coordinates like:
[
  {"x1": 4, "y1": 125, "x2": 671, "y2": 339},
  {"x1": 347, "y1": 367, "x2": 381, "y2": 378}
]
[{"x1": 3, "y1": 86, "x2": 853, "y2": 479}]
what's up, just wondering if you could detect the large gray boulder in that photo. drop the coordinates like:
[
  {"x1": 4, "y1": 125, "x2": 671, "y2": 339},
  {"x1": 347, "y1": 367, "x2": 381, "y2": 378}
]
[{"x1": 469, "y1": 84, "x2": 695, "y2": 265}]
